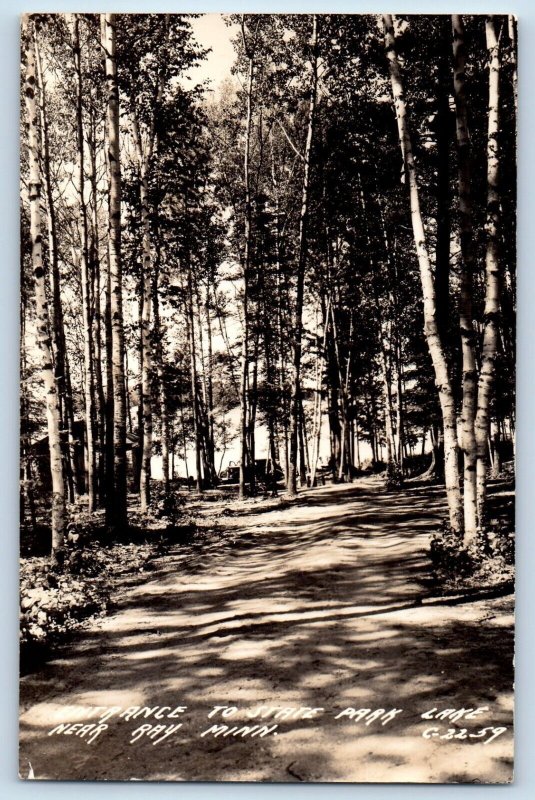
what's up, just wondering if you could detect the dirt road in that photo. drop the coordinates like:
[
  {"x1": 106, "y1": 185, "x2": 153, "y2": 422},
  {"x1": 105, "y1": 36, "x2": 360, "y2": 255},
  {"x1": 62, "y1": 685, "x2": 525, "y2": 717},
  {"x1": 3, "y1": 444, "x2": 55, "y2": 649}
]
[{"x1": 19, "y1": 479, "x2": 514, "y2": 782}]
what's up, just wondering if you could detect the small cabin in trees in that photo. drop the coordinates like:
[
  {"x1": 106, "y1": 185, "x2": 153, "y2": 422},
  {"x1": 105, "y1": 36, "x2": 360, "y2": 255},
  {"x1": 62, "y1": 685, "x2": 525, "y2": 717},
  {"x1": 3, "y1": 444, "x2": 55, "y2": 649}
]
[{"x1": 27, "y1": 420, "x2": 141, "y2": 497}]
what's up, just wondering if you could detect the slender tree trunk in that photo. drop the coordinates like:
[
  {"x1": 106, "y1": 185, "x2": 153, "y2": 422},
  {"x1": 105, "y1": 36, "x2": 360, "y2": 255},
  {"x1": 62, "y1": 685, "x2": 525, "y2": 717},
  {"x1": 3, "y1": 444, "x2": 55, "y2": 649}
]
[
  {"x1": 134, "y1": 140, "x2": 153, "y2": 512},
  {"x1": 247, "y1": 333, "x2": 259, "y2": 495},
  {"x1": 288, "y1": 14, "x2": 318, "y2": 496},
  {"x1": 474, "y1": 16, "x2": 502, "y2": 528},
  {"x1": 20, "y1": 298, "x2": 38, "y2": 528},
  {"x1": 152, "y1": 252, "x2": 170, "y2": 498},
  {"x1": 361, "y1": 182, "x2": 399, "y2": 482},
  {"x1": 214, "y1": 305, "x2": 240, "y2": 399},
  {"x1": 186, "y1": 261, "x2": 203, "y2": 492},
  {"x1": 298, "y1": 392, "x2": 309, "y2": 486},
  {"x1": 103, "y1": 247, "x2": 115, "y2": 510},
  {"x1": 435, "y1": 18, "x2": 452, "y2": 344},
  {"x1": 179, "y1": 398, "x2": 190, "y2": 486},
  {"x1": 130, "y1": 24, "x2": 166, "y2": 506},
  {"x1": 382, "y1": 14, "x2": 463, "y2": 533},
  {"x1": 331, "y1": 305, "x2": 352, "y2": 482},
  {"x1": 159, "y1": 372, "x2": 170, "y2": 496},
  {"x1": 205, "y1": 283, "x2": 216, "y2": 483},
  {"x1": 134, "y1": 298, "x2": 143, "y2": 493},
  {"x1": 452, "y1": 14, "x2": 478, "y2": 541},
  {"x1": 72, "y1": 15, "x2": 97, "y2": 511},
  {"x1": 88, "y1": 105, "x2": 106, "y2": 508},
  {"x1": 394, "y1": 335, "x2": 404, "y2": 474},
  {"x1": 102, "y1": 13, "x2": 127, "y2": 529},
  {"x1": 34, "y1": 28, "x2": 76, "y2": 503},
  {"x1": 194, "y1": 283, "x2": 216, "y2": 487},
  {"x1": 326, "y1": 330, "x2": 342, "y2": 478},
  {"x1": 239, "y1": 27, "x2": 254, "y2": 500},
  {"x1": 270, "y1": 132, "x2": 289, "y2": 486},
  {"x1": 310, "y1": 300, "x2": 329, "y2": 487},
  {"x1": 379, "y1": 331, "x2": 396, "y2": 479},
  {"x1": 23, "y1": 17, "x2": 66, "y2": 563},
  {"x1": 508, "y1": 15, "x2": 517, "y2": 113}
]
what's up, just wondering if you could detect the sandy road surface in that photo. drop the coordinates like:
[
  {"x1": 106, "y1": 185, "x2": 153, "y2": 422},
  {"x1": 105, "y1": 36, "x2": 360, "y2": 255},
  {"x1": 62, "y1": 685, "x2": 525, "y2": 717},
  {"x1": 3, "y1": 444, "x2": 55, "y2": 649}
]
[{"x1": 19, "y1": 479, "x2": 514, "y2": 782}]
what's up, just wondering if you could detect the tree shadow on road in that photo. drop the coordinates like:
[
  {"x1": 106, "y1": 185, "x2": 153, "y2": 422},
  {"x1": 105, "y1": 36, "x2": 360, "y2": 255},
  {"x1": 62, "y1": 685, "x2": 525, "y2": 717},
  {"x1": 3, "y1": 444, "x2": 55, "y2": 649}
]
[{"x1": 19, "y1": 481, "x2": 514, "y2": 783}]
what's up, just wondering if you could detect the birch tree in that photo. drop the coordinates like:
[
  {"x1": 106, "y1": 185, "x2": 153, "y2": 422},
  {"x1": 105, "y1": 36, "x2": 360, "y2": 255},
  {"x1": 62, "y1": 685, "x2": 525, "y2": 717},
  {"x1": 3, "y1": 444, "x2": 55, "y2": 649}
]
[
  {"x1": 23, "y1": 16, "x2": 66, "y2": 562},
  {"x1": 33, "y1": 23, "x2": 78, "y2": 503},
  {"x1": 452, "y1": 14, "x2": 478, "y2": 541},
  {"x1": 381, "y1": 13, "x2": 463, "y2": 532},
  {"x1": 474, "y1": 16, "x2": 502, "y2": 528},
  {"x1": 71, "y1": 14, "x2": 97, "y2": 511}
]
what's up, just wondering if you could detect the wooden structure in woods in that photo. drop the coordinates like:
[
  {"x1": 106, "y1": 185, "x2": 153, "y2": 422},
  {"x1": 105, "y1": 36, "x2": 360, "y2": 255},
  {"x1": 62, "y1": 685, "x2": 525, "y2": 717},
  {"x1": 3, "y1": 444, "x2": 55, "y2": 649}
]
[{"x1": 27, "y1": 421, "x2": 140, "y2": 496}]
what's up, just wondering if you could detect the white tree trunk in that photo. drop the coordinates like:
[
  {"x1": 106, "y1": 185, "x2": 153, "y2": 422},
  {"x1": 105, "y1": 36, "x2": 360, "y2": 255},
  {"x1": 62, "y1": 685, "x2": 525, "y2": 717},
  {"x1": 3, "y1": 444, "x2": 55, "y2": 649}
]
[
  {"x1": 474, "y1": 16, "x2": 502, "y2": 527},
  {"x1": 452, "y1": 14, "x2": 478, "y2": 542},
  {"x1": 382, "y1": 14, "x2": 463, "y2": 533},
  {"x1": 23, "y1": 16, "x2": 66, "y2": 562},
  {"x1": 239, "y1": 20, "x2": 254, "y2": 500},
  {"x1": 71, "y1": 15, "x2": 97, "y2": 511}
]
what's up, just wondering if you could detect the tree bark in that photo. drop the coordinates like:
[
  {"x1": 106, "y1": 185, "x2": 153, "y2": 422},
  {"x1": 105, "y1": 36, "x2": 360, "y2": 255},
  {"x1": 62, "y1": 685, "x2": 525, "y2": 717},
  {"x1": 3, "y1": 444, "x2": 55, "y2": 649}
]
[
  {"x1": 205, "y1": 283, "x2": 216, "y2": 484},
  {"x1": 474, "y1": 16, "x2": 502, "y2": 528},
  {"x1": 382, "y1": 14, "x2": 463, "y2": 532},
  {"x1": 131, "y1": 118, "x2": 153, "y2": 512},
  {"x1": 270, "y1": 132, "x2": 290, "y2": 487},
  {"x1": 34, "y1": 27, "x2": 77, "y2": 504},
  {"x1": 310, "y1": 300, "x2": 329, "y2": 487},
  {"x1": 452, "y1": 14, "x2": 478, "y2": 541},
  {"x1": 288, "y1": 14, "x2": 318, "y2": 496},
  {"x1": 238, "y1": 17, "x2": 254, "y2": 500},
  {"x1": 435, "y1": 18, "x2": 452, "y2": 344},
  {"x1": 72, "y1": 15, "x2": 97, "y2": 511},
  {"x1": 186, "y1": 258, "x2": 203, "y2": 493},
  {"x1": 87, "y1": 103, "x2": 106, "y2": 508},
  {"x1": 152, "y1": 248, "x2": 170, "y2": 498},
  {"x1": 23, "y1": 16, "x2": 66, "y2": 563},
  {"x1": 102, "y1": 13, "x2": 127, "y2": 530}
]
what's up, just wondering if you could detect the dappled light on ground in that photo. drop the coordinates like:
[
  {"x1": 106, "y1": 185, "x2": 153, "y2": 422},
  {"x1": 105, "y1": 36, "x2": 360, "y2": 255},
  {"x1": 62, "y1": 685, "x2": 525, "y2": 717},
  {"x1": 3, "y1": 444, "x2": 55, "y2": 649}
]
[{"x1": 19, "y1": 478, "x2": 513, "y2": 782}]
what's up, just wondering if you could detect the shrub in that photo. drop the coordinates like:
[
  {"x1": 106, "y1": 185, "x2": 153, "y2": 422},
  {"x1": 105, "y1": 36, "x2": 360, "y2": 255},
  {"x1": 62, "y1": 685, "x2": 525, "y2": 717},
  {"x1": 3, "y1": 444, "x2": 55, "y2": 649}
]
[
  {"x1": 429, "y1": 517, "x2": 514, "y2": 589},
  {"x1": 429, "y1": 526, "x2": 479, "y2": 580}
]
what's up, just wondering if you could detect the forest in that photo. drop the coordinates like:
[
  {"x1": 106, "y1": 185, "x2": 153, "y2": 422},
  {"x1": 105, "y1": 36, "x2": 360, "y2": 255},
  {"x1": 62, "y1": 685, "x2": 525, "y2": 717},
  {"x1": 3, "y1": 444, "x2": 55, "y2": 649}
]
[{"x1": 19, "y1": 13, "x2": 516, "y2": 783}]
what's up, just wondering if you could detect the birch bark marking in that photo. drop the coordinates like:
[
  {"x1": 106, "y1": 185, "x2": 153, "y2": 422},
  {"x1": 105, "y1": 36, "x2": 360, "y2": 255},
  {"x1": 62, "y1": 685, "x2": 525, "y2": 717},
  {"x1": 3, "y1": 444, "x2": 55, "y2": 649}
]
[
  {"x1": 452, "y1": 14, "x2": 478, "y2": 541},
  {"x1": 382, "y1": 14, "x2": 463, "y2": 532},
  {"x1": 102, "y1": 13, "x2": 127, "y2": 529},
  {"x1": 34, "y1": 27, "x2": 77, "y2": 503},
  {"x1": 474, "y1": 16, "x2": 502, "y2": 527},
  {"x1": 71, "y1": 15, "x2": 97, "y2": 511},
  {"x1": 287, "y1": 14, "x2": 318, "y2": 496},
  {"x1": 23, "y1": 16, "x2": 66, "y2": 562}
]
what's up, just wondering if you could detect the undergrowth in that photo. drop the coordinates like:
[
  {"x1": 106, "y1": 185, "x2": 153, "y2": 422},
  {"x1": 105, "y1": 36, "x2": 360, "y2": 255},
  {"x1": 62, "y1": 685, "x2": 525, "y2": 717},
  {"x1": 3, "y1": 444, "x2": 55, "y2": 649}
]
[
  {"x1": 20, "y1": 490, "x2": 198, "y2": 666},
  {"x1": 429, "y1": 516, "x2": 514, "y2": 592}
]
